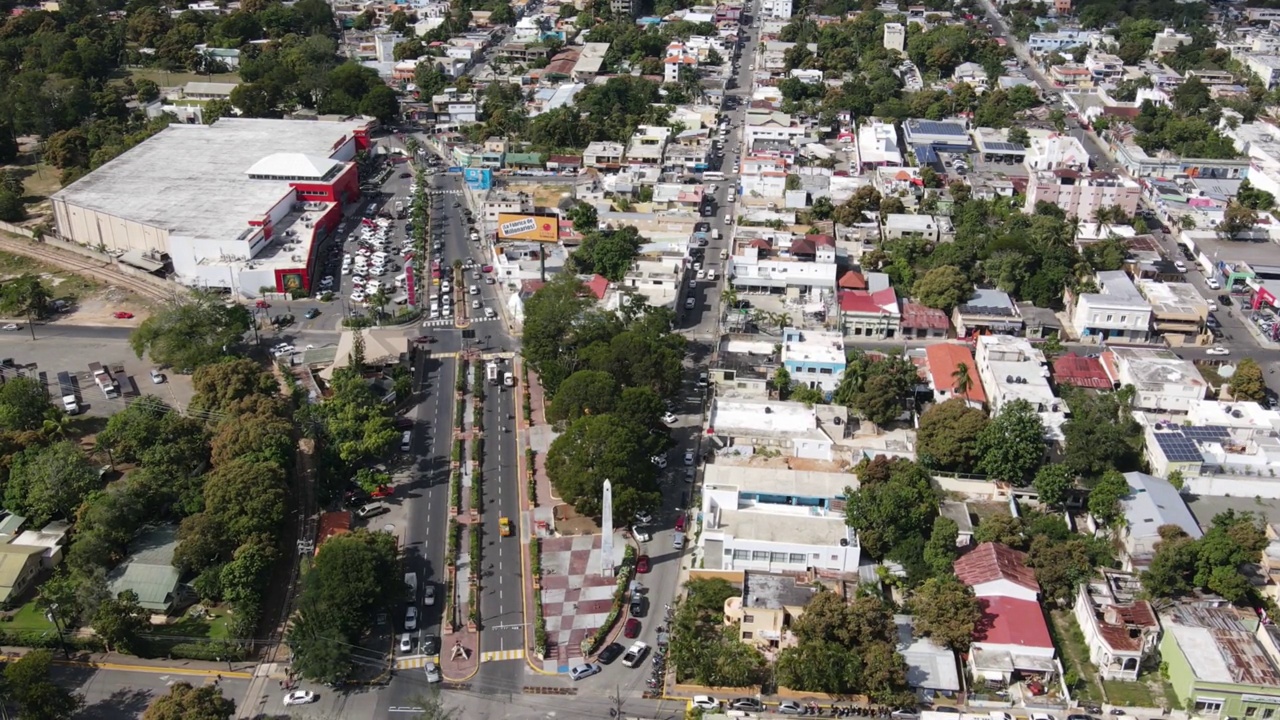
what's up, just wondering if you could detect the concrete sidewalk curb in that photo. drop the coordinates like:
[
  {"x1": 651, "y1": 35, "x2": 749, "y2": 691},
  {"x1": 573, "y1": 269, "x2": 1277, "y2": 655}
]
[{"x1": 2, "y1": 646, "x2": 254, "y2": 678}]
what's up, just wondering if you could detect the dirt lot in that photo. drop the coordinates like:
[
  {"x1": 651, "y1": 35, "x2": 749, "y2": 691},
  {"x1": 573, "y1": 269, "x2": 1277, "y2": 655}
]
[{"x1": 0, "y1": 251, "x2": 152, "y2": 327}]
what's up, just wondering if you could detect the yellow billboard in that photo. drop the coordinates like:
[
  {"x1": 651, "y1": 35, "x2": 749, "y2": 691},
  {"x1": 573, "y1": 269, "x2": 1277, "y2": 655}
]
[{"x1": 497, "y1": 214, "x2": 559, "y2": 242}]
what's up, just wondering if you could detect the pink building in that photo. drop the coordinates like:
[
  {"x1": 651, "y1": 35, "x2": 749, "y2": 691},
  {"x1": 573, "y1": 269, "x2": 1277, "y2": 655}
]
[{"x1": 1023, "y1": 169, "x2": 1140, "y2": 219}]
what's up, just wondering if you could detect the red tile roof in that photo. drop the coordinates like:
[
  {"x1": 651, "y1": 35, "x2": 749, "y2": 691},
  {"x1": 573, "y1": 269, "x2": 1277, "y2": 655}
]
[
  {"x1": 839, "y1": 271, "x2": 867, "y2": 290},
  {"x1": 900, "y1": 302, "x2": 950, "y2": 331},
  {"x1": 316, "y1": 511, "x2": 352, "y2": 554},
  {"x1": 838, "y1": 288, "x2": 898, "y2": 314},
  {"x1": 954, "y1": 542, "x2": 1039, "y2": 593},
  {"x1": 806, "y1": 234, "x2": 835, "y2": 247},
  {"x1": 586, "y1": 274, "x2": 610, "y2": 300},
  {"x1": 1052, "y1": 352, "x2": 1112, "y2": 390},
  {"x1": 924, "y1": 343, "x2": 987, "y2": 403},
  {"x1": 548, "y1": 154, "x2": 581, "y2": 166},
  {"x1": 975, "y1": 596, "x2": 1054, "y2": 649},
  {"x1": 1097, "y1": 601, "x2": 1158, "y2": 651}
]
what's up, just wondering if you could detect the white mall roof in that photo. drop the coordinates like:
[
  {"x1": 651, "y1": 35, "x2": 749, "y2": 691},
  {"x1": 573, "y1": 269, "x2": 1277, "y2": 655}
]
[{"x1": 246, "y1": 152, "x2": 342, "y2": 179}]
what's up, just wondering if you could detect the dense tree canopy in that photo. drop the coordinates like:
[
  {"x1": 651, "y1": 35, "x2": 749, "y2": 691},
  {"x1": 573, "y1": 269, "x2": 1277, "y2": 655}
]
[
  {"x1": 844, "y1": 457, "x2": 939, "y2": 558},
  {"x1": 1143, "y1": 510, "x2": 1267, "y2": 601},
  {"x1": 142, "y1": 682, "x2": 236, "y2": 720},
  {"x1": 974, "y1": 400, "x2": 1046, "y2": 485},
  {"x1": 668, "y1": 578, "x2": 767, "y2": 687},
  {"x1": 3, "y1": 440, "x2": 100, "y2": 525},
  {"x1": 916, "y1": 398, "x2": 989, "y2": 473},
  {"x1": 129, "y1": 292, "x2": 253, "y2": 372}
]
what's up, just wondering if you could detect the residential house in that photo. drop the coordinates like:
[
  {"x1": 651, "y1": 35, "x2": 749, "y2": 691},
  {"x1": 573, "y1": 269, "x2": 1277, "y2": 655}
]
[
  {"x1": 583, "y1": 141, "x2": 625, "y2": 169},
  {"x1": 1074, "y1": 570, "x2": 1160, "y2": 681},
  {"x1": 1103, "y1": 346, "x2": 1207, "y2": 413},
  {"x1": 1051, "y1": 352, "x2": 1114, "y2": 391},
  {"x1": 925, "y1": 343, "x2": 987, "y2": 409},
  {"x1": 1134, "y1": 279, "x2": 1209, "y2": 347},
  {"x1": 0, "y1": 544, "x2": 44, "y2": 608},
  {"x1": 1071, "y1": 270, "x2": 1154, "y2": 344},
  {"x1": 881, "y1": 214, "x2": 953, "y2": 243},
  {"x1": 954, "y1": 542, "x2": 1057, "y2": 685},
  {"x1": 1160, "y1": 603, "x2": 1280, "y2": 718},
  {"x1": 900, "y1": 302, "x2": 950, "y2": 339},
  {"x1": 107, "y1": 526, "x2": 189, "y2": 615},
  {"x1": 626, "y1": 125, "x2": 671, "y2": 166},
  {"x1": 781, "y1": 327, "x2": 846, "y2": 394},
  {"x1": 952, "y1": 288, "x2": 1024, "y2": 338},
  {"x1": 707, "y1": 398, "x2": 850, "y2": 461},
  {"x1": 974, "y1": 334, "x2": 1066, "y2": 442},
  {"x1": 896, "y1": 614, "x2": 962, "y2": 697},
  {"x1": 1118, "y1": 471, "x2": 1202, "y2": 570},
  {"x1": 723, "y1": 571, "x2": 818, "y2": 649},
  {"x1": 839, "y1": 287, "x2": 901, "y2": 340}
]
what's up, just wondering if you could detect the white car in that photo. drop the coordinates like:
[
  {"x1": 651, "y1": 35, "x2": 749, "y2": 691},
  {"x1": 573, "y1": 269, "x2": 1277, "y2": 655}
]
[
  {"x1": 662, "y1": 412, "x2": 679, "y2": 425},
  {"x1": 651, "y1": 454, "x2": 667, "y2": 469},
  {"x1": 1, "y1": 323, "x2": 19, "y2": 331},
  {"x1": 692, "y1": 696, "x2": 720, "y2": 710},
  {"x1": 634, "y1": 511, "x2": 653, "y2": 525},
  {"x1": 405, "y1": 606, "x2": 418, "y2": 631},
  {"x1": 469, "y1": 284, "x2": 479, "y2": 295},
  {"x1": 424, "y1": 661, "x2": 441, "y2": 683},
  {"x1": 319, "y1": 276, "x2": 334, "y2": 287},
  {"x1": 472, "y1": 299, "x2": 481, "y2": 309},
  {"x1": 350, "y1": 292, "x2": 366, "y2": 303},
  {"x1": 684, "y1": 450, "x2": 695, "y2": 465},
  {"x1": 423, "y1": 585, "x2": 436, "y2": 606},
  {"x1": 1206, "y1": 346, "x2": 1231, "y2": 356},
  {"x1": 283, "y1": 690, "x2": 317, "y2": 706},
  {"x1": 1174, "y1": 260, "x2": 1188, "y2": 273},
  {"x1": 484, "y1": 307, "x2": 496, "y2": 318}
]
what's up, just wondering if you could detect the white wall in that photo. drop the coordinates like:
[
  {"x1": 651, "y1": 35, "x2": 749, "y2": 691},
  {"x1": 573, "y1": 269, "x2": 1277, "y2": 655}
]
[
  {"x1": 53, "y1": 199, "x2": 171, "y2": 254},
  {"x1": 969, "y1": 578, "x2": 1039, "y2": 602}
]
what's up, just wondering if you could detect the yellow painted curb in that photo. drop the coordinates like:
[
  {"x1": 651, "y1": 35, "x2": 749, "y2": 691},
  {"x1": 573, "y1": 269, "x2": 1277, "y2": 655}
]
[{"x1": 58, "y1": 660, "x2": 253, "y2": 679}]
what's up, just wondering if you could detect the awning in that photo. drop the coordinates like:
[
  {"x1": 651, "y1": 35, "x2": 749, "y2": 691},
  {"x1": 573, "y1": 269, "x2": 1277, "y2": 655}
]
[{"x1": 118, "y1": 249, "x2": 165, "y2": 272}]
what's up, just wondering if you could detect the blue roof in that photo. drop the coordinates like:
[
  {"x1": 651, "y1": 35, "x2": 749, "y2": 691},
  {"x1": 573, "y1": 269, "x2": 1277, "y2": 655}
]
[
  {"x1": 914, "y1": 146, "x2": 939, "y2": 164},
  {"x1": 908, "y1": 120, "x2": 967, "y2": 137}
]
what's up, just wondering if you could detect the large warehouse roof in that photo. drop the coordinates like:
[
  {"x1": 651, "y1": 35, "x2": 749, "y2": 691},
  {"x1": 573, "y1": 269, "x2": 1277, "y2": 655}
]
[{"x1": 53, "y1": 118, "x2": 368, "y2": 245}]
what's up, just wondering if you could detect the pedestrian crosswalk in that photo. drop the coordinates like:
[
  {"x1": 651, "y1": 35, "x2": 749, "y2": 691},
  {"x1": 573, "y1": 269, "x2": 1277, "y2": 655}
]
[
  {"x1": 395, "y1": 654, "x2": 441, "y2": 669},
  {"x1": 481, "y1": 649, "x2": 525, "y2": 662},
  {"x1": 420, "y1": 316, "x2": 498, "y2": 328}
]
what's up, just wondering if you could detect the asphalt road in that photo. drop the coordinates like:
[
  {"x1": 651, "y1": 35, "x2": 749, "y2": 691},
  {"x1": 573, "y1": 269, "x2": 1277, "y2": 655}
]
[{"x1": 49, "y1": 666, "x2": 250, "y2": 720}]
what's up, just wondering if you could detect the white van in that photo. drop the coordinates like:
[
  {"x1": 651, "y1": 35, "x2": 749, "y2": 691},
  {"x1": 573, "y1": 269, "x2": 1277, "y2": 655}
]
[
  {"x1": 401, "y1": 430, "x2": 412, "y2": 451},
  {"x1": 707, "y1": 269, "x2": 717, "y2": 282}
]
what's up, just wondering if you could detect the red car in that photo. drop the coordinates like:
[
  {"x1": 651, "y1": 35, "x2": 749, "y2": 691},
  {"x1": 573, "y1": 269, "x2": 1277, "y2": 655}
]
[
  {"x1": 674, "y1": 514, "x2": 687, "y2": 532},
  {"x1": 413, "y1": 335, "x2": 436, "y2": 344},
  {"x1": 255, "y1": 300, "x2": 270, "y2": 309},
  {"x1": 623, "y1": 618, "x2": 641, "y2": 638},
  {"x1": 112, "y1": 311, "x2": 134, "y2": 319},
  {"x1": 636, "y1": 555, "x2": 651, "y2": 574},
  {"x1": 481, "y1": 265, "x2": 493, "y2": 273},
  {"x1": 370, "y1": 485, "x2": 394, "y2": 498}
]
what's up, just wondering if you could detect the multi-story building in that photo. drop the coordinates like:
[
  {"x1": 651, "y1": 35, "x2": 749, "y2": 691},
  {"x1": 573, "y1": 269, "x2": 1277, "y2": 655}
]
[
  {"x1": 1104, "y1": 346, "x2": 1207, "y2": 414},
  {"x1": 1244, "y1": 53, "x2": 1280, "y2": 89},
  {"x1": 883, "y1": 22, "x2": 905, "y2": 54},
  {"x1": 781, "y1": 327, "x2": 846, "y2": 394},
  {"x1": 974, "y1": 334, "x2": 1066, "y2": 440},
  {"x1": 723, "y1": 572, "x2": 818, "y2": 649},
  {"x1": 626, "y1": 125, "x2": 671, "y2": 166},
  {"x1": 1026, "y1": 29, "x2": 1100, "y2": 54},
  {"x1": 726, "y1": 235, "x2": 838, "y2": 295},
  {"x1": 760, "y1": 0, "x2": 793, "y2": 19},
  {"x1": 1023, "y1": 169, "x2": 1140, "y2": 219},
  {"x1": 1070, "y1": 270, "x2": 1154, "y2": 344},
  {"x1": 700, "y1": 460, "x2": 860, "y2": 574},
  {"x1": 583, "y1": 141, "x2": 624, "y2": 169}
]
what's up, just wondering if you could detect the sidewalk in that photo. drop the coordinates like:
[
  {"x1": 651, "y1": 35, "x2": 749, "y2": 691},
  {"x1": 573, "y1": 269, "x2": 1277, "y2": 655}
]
[
  {"x1": 2, "y1": 646, "x2": 254, "y2": 678},
  {"x1": 516, "y1": 363, "x2": 559, "y2": 676}
]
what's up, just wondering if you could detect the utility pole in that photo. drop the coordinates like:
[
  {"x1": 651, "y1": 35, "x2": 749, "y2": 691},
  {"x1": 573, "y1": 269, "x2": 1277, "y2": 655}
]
[{"x1": 609, "y1": 685, "x2": 625, "y2": 720}]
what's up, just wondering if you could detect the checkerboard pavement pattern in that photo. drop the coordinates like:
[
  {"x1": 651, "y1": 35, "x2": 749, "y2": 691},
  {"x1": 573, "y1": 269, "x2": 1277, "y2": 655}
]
[{"x1": 536, "y1": 534, "x2": 620, "y2": 673}]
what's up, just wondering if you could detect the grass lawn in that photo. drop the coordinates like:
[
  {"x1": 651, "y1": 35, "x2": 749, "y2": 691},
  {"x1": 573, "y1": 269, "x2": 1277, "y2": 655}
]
[
  {"x1": 6, "y1": 598, "x2": 56, "y2": 632},
  {"x1": 19, "y1": 163, "x2": 61, "y2": 203},
  {"x1": 147, "y1": 610, "x2": 231, "y2": 641},
  {"x1": 0, "y1": 250, "x2": 102, "y2": 301},
  {"x1": 126, "y1": 68, "x2": 240, "y2": 88},
  {"x1": 1050, "y1": 609, "x2": 1103, "y2": 702},
  {"x1": 1103, "y1": 680, "x2": 1157, "y2": 707}
]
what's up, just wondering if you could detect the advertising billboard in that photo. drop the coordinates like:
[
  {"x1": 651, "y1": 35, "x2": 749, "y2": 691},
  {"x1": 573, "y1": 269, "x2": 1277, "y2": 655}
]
[
  {"x1": 464, "y1": 168, "x2": 493, "y2": 191},
  {"x1": 497, "y1": 214, "x2": 559, "y2": 242}
]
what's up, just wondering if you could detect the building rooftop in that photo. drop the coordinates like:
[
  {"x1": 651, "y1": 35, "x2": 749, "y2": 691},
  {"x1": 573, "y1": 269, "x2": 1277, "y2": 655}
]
[
  {"x1": 958, "y1": 288, "x2": 1020, "y2": 317},
  {"x1": 107, "y1": 525, "x2": 182, "y2": 612},
  {"x1": 954, "y1": 542, "x2": 1040, "y2": 593},
  {"x1": 1163, "y1": 604, "x2": 1280, "y2": 687},
  {"x1": 781, "y1": 327, "x2": 845, "y2": 367},
  {"x1": 895, "y1": 614, "x2": 962, "y2": 691},
  {"x1": 1135, "y1": 279, "x2": 1209, "y2": 317},
  {"x1": 1107, "y1": 347, "x2": 1206, "y2": 389},
  {"x1": 1052, "y1": 352, "x2": 1113, "y2": 390},
  {"x1": 925, "y1": 343, "x2": 987, "y2": 403},
  {"x1": 975, "y1": 596, "x2": 1054, "y2": 649},
  {"x1": 1122, "y1": 471, "x2": 1203, "y2": 542},
  {"x1": 742, "y1": 571, "x2": 818, "y2": 610},
  {"x1": 703, "y1": 460, "x2": 855, "y2": 502},
  {"x1": 708, "y1": 398, "x2": 845, "y2": 440},
  {"x1": 53, "y1": 118, "x2": 369, "y2": 246},
  {"x1": 715, "y1": 507, "x2": 853, "y2": 546}
]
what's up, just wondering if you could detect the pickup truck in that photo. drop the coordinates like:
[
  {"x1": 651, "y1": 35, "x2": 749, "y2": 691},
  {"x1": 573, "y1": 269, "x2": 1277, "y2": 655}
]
[{"x1": 621, "y1": 641, "x2": 649, "y2": 668}]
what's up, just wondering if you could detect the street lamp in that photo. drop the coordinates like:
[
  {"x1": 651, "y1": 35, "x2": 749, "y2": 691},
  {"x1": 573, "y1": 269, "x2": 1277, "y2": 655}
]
[{"x1": 46, "y1": 603, "x2": 70, "y2": 659}]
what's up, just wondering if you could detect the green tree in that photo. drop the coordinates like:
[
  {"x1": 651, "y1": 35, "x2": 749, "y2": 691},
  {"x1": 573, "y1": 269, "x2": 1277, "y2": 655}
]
[
  {"x1": 1026, "y1": 535, "x2": 1094, "y2": 605},
  {"x1": 1087, "y1": 470, "x2": 1130, "y2": 526},
  {"x1": 521, "y1": 274, "x2": 599, "y2": 393},
  {"x1": 129, "y1": 292, "x2": 252, "y2": 372},
  {"x1": 775, "y1": 638, "x2": 862, "y2": 693},
  {"x1": 916, "y1": 398, "x2": 988, "y2": 472},
  {"x1": 0, "y1": 188, "x2": 25, "y2": 221},
  {"x1": 545, "y1": 414, "x2": 659, "y2": 520},
  {"x1": 142, "y1": 682, "x2": 235, "y2": 720},
  {"x1": 4, "y1": 441, "x2": 101, "y2": 526},
  {"x1": 188, "y1": 358, "x2": 279, "y2": 416},
  {"x1": 773, "y1": 366, "x2": 793, "y2": 400},
  {"x1": 909, "y1": 575, "x2": 980, "y2": 650},
  {"x1": 203, "y1": 458, "x2": 287, "y2": 546},
  {"x1": 570, "y1": 226, "x2": 643, "y2": 281},
  {"x1": 0, "y1": 273, "x2": 53, "y2": 320},
  {"x1": 844, "y1": 457, "x2": 939, "y2": 558},
  {"x1": 319, "y1": 369, "x2": 399, "y2": 464},
  {"x1": 1060, "y1": 388, "x2": 1142, "y2": 479},
  {"x1": 1032, "y1": 464, "x2": 1075, "y2": 509},
  {"x1": 923, "y1": 516, "x2": 960, "y2": 577},
  {"x1": 1006, "y1": 125, "x2": 1029, "y2": 145},
  {"x1": 93, "y1": 589, "x2": 149, "y2": 653},
  {"x1": 0, "y1": 376, "x2": 56, "y2": 432},
  {"x1": 566, "y1": 201, "x2": 599, "y2": 232},
  {"x1": 911, "y1": 265, "x2": 973, "y2": 313},
  {"x1": 548, "y1": 370, "x2": 617, "y2": 423},
  {"x1": 2, "y1": 649, "x2": 83, "y2": 720},
  {"x1": 973, "y1": 513, "x2": 1025, "y2": 547},
  {"x1": 360, "y1": 85, "x2": 401, "y2": 124},
  {"x1": 1230, "y1": 358, "x2": 1267, "y2": 402},
  {"x1": 975, "y1": 400, "x2": 1046, "y2": 485}
]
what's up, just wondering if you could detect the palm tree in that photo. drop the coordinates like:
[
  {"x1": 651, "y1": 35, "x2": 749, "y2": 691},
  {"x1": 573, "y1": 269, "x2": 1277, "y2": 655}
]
[
  {"x1": 369, "y1": 286, "x2": 390, "y2": 325},
  {"x1": 41, "y1": 413, "x2": 73, "y2": 441},
  {"x1": 952, "y1": 362, "x2": 974, "y2": 401}
]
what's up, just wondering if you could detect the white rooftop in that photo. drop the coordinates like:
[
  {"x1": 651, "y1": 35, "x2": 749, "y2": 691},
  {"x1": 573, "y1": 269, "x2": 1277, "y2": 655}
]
[
  {"x1": 781, "y1": 327, "x2": 845, "y2": 367},
  {"x1": 54, "y1": 118, "x2": 368, "y2": 245},
  {"x1": 1185, "y1": 399, "x2": 1280, "y2": 431},
  {"x1": 1134, "y1": 279, "x2": 1208, "y2": 317},
  {"x1": 714, "y1": 507, "x2": 852, "y2": 546},
  {"x1": 246, "y1": 152, "x2": 342, "y2": 179},
  {"x1": 709, "y1": 398, "x2": 824, "y2": 437},
  {"x1": 703, "y1": 461, "x2": 856, "y2": 501}
]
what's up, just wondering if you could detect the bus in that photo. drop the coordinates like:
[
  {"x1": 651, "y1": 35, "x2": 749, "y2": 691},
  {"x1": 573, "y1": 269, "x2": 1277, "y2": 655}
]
[{"x1": 703, "y1": 171, "x2": 725, "y2": 182}]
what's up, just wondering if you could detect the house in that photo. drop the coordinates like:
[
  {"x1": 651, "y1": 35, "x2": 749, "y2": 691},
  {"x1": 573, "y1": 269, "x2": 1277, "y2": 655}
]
[
  {"x1": 838, "y1": 275, "x2": 900, "y2": 340},
  {"x1": 1074, "y1": 571, "x2": 1160, "y2": 681},
  {"x1": 881, "y1": 214, "x2": 953, "y2": 243},
  {"x1": 925, "y1": 343, "x2": 986, "y2": 409},
  {"x1": 1102, "y1": 347, "x2": 1207, "y2": 413},
  {"x1": 1160, "y1": 603, "x2": 1280, "y2": 718},
  {"x1": 583, "y1": 141, "x2": 624, "y2": 169},
  {"x1": 0, "y1": 544, "x2": 44, "y2": 608},
  {"x1": 107, "y1": 526, "x2": 188, "y2": 615},
  {"x1": 723, "y1": 571, "x2": 817, "y2": 649},
  {"x1": 315, "y1": 511, "x2": 352, "y2": 554},
  {"x1": 954, "y1": 542, "x2": 1056, "y2": 685},
  {"x1": 1070, "y1": 270, "x2": 1154, "y2": 344},
  {"x1": 707, "y1": 398, "x2": 850, "y2": 462},
  {"x1": 940, "y1": 501, "x2": 974, "y2": 547},
  {"x1": 900, "y1": 302, "x2": 950, "y2": 339},
  {"x1": 952, "y1": 288, "x2": 1024, "y2": 338},
  {"x1": 781, "y1": 327, "x2": 846, "y2": 394},
  {"x1": 974, "y1": 335, "x2": 1065, "y2": 441},
  {"x1": 1119, "y1": 471, "x2": 1202, "y2": 570},
  {"x1": 952, "y1": 62, "x2": 988, "y2": 88},
  {"x1": 1051, "y1": 352, "x2": 1113, "y2": 390},
  {"x1": 895, "y1": 614, "x2": 962, "y2": 697}
]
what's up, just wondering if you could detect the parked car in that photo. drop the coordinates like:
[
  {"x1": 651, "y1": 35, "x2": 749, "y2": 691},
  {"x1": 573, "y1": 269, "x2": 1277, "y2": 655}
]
[
  {"x1": 569, "y1": 662, "x2": 602, "y2": 681},
  {"x1": 424, "y1": 661, "x2": 441, "y2": 683},
  {"x1": 598, "y1": 642, "x2": 625, "y2": 665},
  {"x1": 283, "y1": 690, "x2": 317, "y2": 706},
  {"x1": 399, "y1": 633, "x2": 413, "y2": 653},
  {"x1": 692, "y1": 696, "x2": 720, "y2": 710},
  {"x1": 779, "y1": 701, "x2": 805, "y2": 715},
  {"x1": 731, "y1": 698, "x2": 765, "y2": 712},
  {"x1": 684, "y1": 450, "x2": 695, "y2": 465},
  {"x1": 420, "y1": 635, "x2": 440, "y2": 655},
  {"x1": 624, "y1": 617, "x2": 641, "y2": 638},
  {"x1": 1206, "y1": 346, "x2": 1231, "y2": 356},
  {"x1": 662, "y1": 412, "x2": 679, "y2": 425},
  {"x1": 404, "y1": 606, "x2": 418, "y2": 631},
  {"x1": 636, "y1": 555, "x2": 651, "y2": 573}
]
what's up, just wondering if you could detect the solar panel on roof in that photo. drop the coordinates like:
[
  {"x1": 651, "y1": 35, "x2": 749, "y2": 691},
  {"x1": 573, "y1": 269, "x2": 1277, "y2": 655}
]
[
  {"x1": 985, "y1": 141, "x2": 1025, "y2": 152},
  {"x1": 1181, "y1": 426, "x2": 1231, "y2": 440},
  {"x1": 911, "y1": 120, "x2": 967, "y2": 137},
  {"x1": 1154, "y1": 434, "x2": 1205, "y2": 463}
]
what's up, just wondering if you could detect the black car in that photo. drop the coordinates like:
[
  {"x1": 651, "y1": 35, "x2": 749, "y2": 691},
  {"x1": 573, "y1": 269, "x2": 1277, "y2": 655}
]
[
  {"x1": 399, "y1": 172, "x2": 412, "y2": 178},
  {"x1": 420, "y1": 635, "x2": 440, "y2": 655},
  {"x1": 694, "y1": 222, "x2": 711, "y2": 233},
  {"x1": 598, "y1": 642, "x2": 625, "y2": 665},
  {"x1": 630, "y1": 596, "x2": 646, "y2": 617},
  {"x1": 304, "y1": 308, "x2": 320, "y2": 319},
  {"x1": 1218, "y1": 294, "x2": 1233, "y2": 307}
]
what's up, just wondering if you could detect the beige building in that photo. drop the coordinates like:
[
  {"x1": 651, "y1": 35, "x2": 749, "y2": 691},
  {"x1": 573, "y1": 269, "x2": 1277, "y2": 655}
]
[
  {"x1": 722, "y1": 571, "x2": 819, "y2": 651},
  {"x1": 1023, "y1": 169, "x2": 1140, "y2": 219},
  {"x1": 1134, "y1": 279, "x2": 1209, "y2": 346}
]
